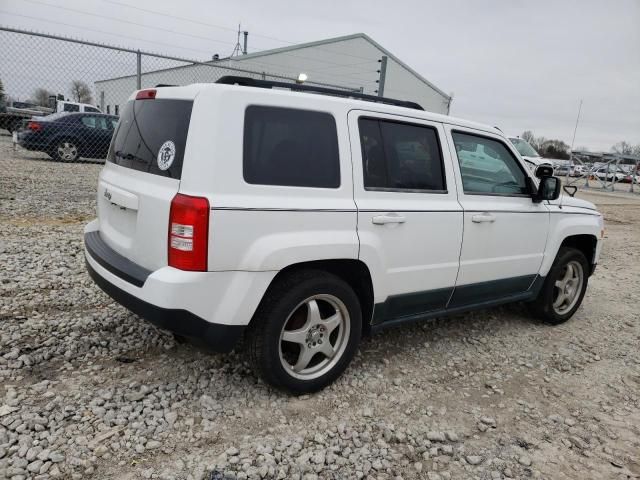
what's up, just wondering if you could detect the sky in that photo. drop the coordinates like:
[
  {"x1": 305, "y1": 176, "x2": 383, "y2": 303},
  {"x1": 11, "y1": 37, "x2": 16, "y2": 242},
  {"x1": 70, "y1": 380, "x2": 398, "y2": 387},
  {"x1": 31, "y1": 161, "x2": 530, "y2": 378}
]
[{"x1": 1, "y1": 0, "x2": 638, "y2": 151}]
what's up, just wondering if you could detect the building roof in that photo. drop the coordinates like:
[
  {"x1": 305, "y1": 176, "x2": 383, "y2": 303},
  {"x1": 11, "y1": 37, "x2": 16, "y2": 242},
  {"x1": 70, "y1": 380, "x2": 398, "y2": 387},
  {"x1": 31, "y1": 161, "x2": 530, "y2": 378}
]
[
  {"x1": 95, "y1": 33, "x2": 450, "y2": 101},
  {"x1": 232, "y1": 33, "x2": 450, "y2": 100}
]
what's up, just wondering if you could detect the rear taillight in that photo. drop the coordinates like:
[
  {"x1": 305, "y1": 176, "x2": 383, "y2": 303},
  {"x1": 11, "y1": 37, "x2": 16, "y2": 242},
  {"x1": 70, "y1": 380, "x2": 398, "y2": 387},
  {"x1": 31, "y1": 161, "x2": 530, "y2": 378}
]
[
  {"x1": 136, "y1": 89, "x2": 157, "y2": 100},
  {"x1": 27, "y1": 121, "x2": 41, "y2": 131},
  {"x1": 168, "y1": 194, "x2": 210, "y2": 271}
]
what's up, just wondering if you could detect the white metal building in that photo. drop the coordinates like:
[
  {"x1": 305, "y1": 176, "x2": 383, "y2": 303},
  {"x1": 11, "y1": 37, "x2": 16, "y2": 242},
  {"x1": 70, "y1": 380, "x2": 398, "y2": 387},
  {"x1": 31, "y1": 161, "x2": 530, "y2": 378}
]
[{"x1": 95, "y1": 33, "x2": 451, "y2": 115}]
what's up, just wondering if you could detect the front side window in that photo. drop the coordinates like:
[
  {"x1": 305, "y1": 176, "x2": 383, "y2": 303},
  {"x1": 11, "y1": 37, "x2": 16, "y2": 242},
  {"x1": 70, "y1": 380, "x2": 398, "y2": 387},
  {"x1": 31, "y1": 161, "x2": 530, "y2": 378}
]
[
  {"x1": 453, "y1": 132, "x2": 529, "y2": 195},
  {"x1": 359, "y1": 118, "x2": 445, "y2": 191},
  {"x1": 243, "y1": 106, "x2": 340, "y2": 188}
]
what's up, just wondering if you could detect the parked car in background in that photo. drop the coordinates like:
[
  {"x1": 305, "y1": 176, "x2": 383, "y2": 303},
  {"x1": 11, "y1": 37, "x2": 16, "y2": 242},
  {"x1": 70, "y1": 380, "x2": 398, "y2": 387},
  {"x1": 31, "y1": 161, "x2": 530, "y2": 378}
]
[
  {"x1": 17, "y1": 112, "x2": 118, "y2": 161},
  {"x1": 554, "y1": 165, "x2": 571, "y2": 176},
  {"x1": 591, "y1": 166, "x2": 626, "y2": 182},
  {"x1": 571, "y1": 165, "x2": 586, "y2": 177},
  {"x1": 508, "y1": 137, "x2": 553, "y2": 172}
]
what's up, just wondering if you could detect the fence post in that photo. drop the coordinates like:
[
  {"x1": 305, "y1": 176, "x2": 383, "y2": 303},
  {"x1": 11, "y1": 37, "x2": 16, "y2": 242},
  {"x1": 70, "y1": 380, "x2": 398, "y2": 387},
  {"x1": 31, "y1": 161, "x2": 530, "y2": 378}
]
[
  {"x1": 377, "y1": 56, "x2": 388, "y2": 97},
  {"x1": 136, "y1": 50, "x2": 142, "y2": 90}
]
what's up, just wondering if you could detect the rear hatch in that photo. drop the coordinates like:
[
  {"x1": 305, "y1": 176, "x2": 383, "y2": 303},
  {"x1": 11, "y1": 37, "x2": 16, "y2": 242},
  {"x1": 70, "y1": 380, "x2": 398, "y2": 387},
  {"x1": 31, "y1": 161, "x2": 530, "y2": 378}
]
[{"x1": 97, "y1": 92, "x2": 194, "y2": 271}]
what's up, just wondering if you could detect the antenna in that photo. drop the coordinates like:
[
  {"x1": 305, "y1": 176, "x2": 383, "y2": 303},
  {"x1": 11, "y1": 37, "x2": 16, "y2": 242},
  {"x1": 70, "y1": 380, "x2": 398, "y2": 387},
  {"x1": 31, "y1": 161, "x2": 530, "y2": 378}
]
[
  {"x1": 570, "y1": 99, "x2": 583, "y2": 153},
  {"x1": 231, "y1": 24, "x2": 243, "y2": 57}
]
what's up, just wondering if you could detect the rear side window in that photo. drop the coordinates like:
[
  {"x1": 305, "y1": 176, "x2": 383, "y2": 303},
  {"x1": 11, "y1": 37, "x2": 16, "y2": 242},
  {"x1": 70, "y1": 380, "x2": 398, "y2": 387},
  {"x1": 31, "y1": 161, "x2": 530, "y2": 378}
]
[
  {"x1": 63, "y1": 103, "x2": 80, "y2": 112},
  {"x1": 243, "y1": 106, "x2": 340, "y2": 188},
  {"x1": 107, "y1": 99, "x2": 193, "y2": 178},
  {"x1": 359, "y1": 118, "x2": 446, "y2": 191}
]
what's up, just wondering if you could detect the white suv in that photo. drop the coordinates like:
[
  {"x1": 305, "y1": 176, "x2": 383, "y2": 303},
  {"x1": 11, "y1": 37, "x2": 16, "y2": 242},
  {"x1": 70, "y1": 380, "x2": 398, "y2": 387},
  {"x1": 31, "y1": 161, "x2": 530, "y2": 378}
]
[{"x1": 85, "y1": 77, "x2": 603, "y2": 393}]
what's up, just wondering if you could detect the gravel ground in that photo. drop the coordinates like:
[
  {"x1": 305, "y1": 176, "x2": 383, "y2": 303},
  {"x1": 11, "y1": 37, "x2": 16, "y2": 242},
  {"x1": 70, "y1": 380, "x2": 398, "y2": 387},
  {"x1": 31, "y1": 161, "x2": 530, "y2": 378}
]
[{"x1": 1, "y1": 133, "x2": 639, "y2": 480}]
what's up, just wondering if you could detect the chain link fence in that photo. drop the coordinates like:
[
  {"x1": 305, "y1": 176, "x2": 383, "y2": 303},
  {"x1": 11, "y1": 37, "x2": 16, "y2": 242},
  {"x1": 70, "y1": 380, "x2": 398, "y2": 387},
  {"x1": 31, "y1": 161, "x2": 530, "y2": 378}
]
[
  {"x1": 0, "y1": 26, "x2": 359, "y2": 164},
  {"x1": 558, "y1": 154, "x2": 640, "y2": 195}
]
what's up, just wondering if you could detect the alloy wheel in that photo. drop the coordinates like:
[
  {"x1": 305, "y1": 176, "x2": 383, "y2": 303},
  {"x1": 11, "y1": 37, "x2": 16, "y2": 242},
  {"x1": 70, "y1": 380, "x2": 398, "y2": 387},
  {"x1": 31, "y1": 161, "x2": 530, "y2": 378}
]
[
  {"x1": 552, "y1": 260, "x2": 584, "y2": 315},
  {"x1": 278, "y1": 294, "x2": 350, "y2": 381}
]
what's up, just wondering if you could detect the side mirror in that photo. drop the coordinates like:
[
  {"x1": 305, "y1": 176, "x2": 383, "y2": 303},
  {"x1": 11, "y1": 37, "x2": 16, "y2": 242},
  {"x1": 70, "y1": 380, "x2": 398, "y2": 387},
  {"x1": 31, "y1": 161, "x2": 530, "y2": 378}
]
[
  {"x1": 533, "y1": 176, "x2": 561, "y2": 203},
  {"x1": 535, "y1": 165, "x2": 554, "y2": 179}
]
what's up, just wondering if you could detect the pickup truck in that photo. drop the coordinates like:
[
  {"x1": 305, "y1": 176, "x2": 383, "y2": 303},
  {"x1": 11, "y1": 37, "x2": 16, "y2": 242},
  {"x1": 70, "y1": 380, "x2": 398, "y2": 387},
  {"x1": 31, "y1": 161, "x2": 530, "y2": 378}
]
[{"x1": 1, "y1": 98, "x2": 102, "y2": 133}]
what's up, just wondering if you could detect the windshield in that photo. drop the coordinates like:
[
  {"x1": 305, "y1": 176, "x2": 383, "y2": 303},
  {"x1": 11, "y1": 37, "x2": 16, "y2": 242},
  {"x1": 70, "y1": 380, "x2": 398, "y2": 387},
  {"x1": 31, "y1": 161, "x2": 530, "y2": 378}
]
[
  {"x1": 107, "y1": 99, "x2": 193, "y2": 178},
  {"x1": 509, "y1": 138, "x2": 540, "y2": 158}
]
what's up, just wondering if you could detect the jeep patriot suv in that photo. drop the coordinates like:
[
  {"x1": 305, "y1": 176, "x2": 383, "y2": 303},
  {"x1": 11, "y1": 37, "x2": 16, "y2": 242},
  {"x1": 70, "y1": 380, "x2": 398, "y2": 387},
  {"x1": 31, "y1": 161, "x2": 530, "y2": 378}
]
[{"x1": 85, "y1": 77, "x2": 604, "y2": 393}]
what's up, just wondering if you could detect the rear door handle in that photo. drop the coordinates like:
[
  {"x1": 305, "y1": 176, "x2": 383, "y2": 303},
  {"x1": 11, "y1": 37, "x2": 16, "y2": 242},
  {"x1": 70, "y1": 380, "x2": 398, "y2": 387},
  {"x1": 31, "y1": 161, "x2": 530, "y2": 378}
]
[
  {"x1": 471, "y1": 213, "x2": 496, "y2": 223},
  {"x1": 372, "y1": 214, "x2": 406, "y2": 225}
]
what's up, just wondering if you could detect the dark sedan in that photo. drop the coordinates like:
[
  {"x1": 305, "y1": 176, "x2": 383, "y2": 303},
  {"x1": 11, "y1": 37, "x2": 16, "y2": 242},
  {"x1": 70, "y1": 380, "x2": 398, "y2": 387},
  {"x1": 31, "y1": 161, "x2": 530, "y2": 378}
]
[{"x1": 17, "y1": 112, "x2": 119, "y2": 161}]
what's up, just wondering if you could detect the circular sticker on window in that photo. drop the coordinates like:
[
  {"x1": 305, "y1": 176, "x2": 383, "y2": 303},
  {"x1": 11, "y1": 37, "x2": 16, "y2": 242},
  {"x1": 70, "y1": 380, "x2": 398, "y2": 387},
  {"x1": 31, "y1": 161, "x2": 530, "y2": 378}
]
[{"x1": 157, "y1": 140, "x2": 176, "y2": 171}]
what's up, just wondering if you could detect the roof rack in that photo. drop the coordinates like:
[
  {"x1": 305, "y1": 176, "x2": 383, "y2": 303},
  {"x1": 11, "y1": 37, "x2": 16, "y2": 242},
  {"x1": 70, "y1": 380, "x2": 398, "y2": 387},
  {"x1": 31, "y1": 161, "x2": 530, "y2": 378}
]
[{"x1": 215, "y1": 76, "x2": 424, "y2": 111}]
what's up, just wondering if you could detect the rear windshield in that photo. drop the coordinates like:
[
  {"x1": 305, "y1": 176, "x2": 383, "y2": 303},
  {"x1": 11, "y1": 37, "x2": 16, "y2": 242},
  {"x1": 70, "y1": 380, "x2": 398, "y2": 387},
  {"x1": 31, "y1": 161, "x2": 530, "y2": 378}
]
[{"x1": 107, "y1": 99, "x2": 193, "y2": 178}]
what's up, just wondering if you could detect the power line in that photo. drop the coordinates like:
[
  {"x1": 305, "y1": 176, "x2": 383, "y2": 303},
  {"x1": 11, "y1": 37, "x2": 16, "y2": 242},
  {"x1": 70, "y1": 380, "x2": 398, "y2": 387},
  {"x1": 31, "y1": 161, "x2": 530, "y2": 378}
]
[
  {"x1": 0, "y1": 10, "x2": 220, "y2": 56},
  {"x1": 18, "y1": 0, "x2": 240, "y2": 49},
  {"x1": 17, "y1": 0, "x2": 382, "y2": 69},
  {"x1": 96, "y1": 0, "x2": 381, "y2": 62}
]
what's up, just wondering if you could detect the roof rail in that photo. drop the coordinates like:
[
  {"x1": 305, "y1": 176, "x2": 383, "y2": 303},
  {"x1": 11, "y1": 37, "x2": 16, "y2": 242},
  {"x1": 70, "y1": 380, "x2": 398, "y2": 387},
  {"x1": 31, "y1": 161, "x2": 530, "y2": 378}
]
[{"x1": 215, "y1": 76, "x2": 424, "y2": 111}]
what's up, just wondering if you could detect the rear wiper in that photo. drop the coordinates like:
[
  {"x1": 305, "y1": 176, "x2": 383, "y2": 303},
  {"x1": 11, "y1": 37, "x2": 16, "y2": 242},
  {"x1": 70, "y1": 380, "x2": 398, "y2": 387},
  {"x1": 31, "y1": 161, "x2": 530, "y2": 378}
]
[{"x1": 114, "y1": 150, "x2": 145, "y2": 163}]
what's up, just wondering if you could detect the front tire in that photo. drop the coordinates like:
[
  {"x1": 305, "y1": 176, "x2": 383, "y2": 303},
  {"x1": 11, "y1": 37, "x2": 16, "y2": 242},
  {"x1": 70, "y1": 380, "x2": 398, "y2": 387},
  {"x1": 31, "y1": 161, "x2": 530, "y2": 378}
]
[
  {"x1": 530, "y1": 247, "x2": 589, "y2": 324},
  {"x1": 246, "y1": 270, "x2": 362, "y2": 394}
]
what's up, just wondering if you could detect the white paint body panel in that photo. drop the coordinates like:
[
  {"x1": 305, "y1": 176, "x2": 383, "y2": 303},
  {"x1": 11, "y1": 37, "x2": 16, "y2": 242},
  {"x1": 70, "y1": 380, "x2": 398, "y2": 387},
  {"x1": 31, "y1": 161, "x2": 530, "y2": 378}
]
[
  {"x1": 86, "y1": 82, "x2": 603, "y2": 329},
  {"x1": 348, "y1": 110, "x2": 463, "y2": 303},
  {"x1": 444, "y1": 125, "x2": 550, "y2": 285}
]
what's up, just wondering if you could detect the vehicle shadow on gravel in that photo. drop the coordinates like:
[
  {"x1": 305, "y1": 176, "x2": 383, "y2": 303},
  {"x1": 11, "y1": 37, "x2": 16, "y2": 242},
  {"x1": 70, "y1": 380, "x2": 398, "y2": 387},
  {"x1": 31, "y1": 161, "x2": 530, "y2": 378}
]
[{"x1": 16, "y1": 154, "x2": 105, "y2": 165}]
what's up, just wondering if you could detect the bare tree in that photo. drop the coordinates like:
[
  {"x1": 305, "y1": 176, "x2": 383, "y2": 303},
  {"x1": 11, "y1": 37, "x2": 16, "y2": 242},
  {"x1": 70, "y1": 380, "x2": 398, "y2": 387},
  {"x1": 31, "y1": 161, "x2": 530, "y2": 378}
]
[
  {"x1": 521, "y1": 130, "x2": 535, "y2": 145},
  {"x1": 521, "y1": 131, "x2": 570, "y2": 159},
  {"x1": 0, "y1": 77, "x2": 5, "y2": 104},
  {"x1": 69, "y1": 80, "x2": 93, "y2": 104},
  {"x1": 611, "y1": 141, "x2": 633, "y2": 155},
  {"x1": 32, "y1": 88, "x2": 53, "y2": 107}
]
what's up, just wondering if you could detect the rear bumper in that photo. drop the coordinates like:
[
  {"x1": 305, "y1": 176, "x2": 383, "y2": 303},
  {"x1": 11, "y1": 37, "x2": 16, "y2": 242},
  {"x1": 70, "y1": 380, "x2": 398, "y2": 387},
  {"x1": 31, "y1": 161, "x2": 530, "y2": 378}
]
[
  {"x1": 83, "y1": 221, "x2": 277, "y2": 352},
  {"x1": 85, "y1": 259, "x2": 243, "y2": 352}
]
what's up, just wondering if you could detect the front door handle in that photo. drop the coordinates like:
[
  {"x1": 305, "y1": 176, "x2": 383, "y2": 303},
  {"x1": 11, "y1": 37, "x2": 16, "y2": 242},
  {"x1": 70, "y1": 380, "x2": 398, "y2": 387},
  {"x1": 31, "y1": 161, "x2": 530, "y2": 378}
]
[
  {"x1": 372, "y1": 214, "x2": 406, "y2": 225},
  {"x1": 471, "y1": 213, "x2": 496, "y2": 223}
]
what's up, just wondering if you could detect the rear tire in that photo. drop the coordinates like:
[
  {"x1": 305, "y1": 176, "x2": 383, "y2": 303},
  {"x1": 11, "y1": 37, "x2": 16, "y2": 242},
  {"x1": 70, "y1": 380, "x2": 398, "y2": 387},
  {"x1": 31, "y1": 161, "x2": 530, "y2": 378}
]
[
  {"x1": 530, "y1": 247, "x2": 589, "y2": 325},
  {"x1": 246, "y1": 270, "x2": 362, "y2": 394}
]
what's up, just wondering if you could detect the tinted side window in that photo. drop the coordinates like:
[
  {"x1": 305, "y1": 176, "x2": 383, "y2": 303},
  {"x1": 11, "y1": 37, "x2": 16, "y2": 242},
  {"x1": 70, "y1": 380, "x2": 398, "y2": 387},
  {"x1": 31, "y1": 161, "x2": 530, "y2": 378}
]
[
  {"x1": 452, "y1": 132, "x2": 528, "y2": 195},
  {"x1": 359, "y1": 118, "x2": 445, "y2": 191},
  {"x1": 63, "y1": 103, "x2": 80, "y2": 112},
  {"x1": 243, "y1": 106, "x2": 340, "y2": 188}
]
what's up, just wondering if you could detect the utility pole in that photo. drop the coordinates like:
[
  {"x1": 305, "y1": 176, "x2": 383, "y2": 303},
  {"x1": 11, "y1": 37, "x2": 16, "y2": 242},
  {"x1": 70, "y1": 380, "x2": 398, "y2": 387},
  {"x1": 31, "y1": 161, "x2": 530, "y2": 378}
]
[{"x1": 376, "y1": 56, "x2": 388, "y2": 97}]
